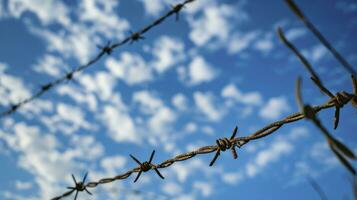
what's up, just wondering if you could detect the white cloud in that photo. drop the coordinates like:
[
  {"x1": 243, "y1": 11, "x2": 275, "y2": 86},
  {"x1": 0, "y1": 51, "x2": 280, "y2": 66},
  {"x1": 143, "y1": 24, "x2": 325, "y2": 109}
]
[
  {"x1": 193, "y1": 181, "x2": 213, "y2": 197},
  {"x1": 148, "y1": 106, "x2": 176, "y2": 135},
  {"x1": 310, "y1": 141, "x2": 337, "y2": 166},
  {"x1": 193, "y1": 91, "x2": 223, "y2": 121},
  {"x1": 133, "y1": 90, "x2": 164, "y2": 114},
  {"x1": 26, "y1": 0, "x2": 129, "y2": 64},
  {"x1": 30, "y1": 26, "x2": 97, "y2": 64},
  {"x1": 222, "y1": 172, "x2": 244, "y2": 185},
  {"x1": 288, "y1": 126, "x2": 309, "y2": 140},
  {"x1": 0, "y1": 63, "x2": 31, "y2": 106},
  {"x1": 184, "y1": 122, "x2": 197, "y2": 134},
  {"x1": 188, "y1": 4, "x2": 235, "y2": 47},
  {"x1": 33, "y1": 54, "x2": 66, "y2": 77},
  {"x1": 246, "y1": 139, "x2": 293, "y2": 177},
  {"x1": 40, "y1": 103, "x2": 92, "y2": 135},
  {"x1": 7, "y1": 0, "x2": 71, "y2": 25},
  {"x1": 254, "y1": 33, "x2": 274, "y2": 54},
  {"x1": 100, "y1": 105, "x2": 138, "y2": 143},
  {"x1": 138, "y1": 0, "x2": 165, "y2": 16},
  {"x1": 78, "y1": 0, "x2": 130, "y2": 38},
  {"x1": 100, "y1": 155, "x2": 127, "y2": 175},
  {"x1": 228, "y1": 31, "x2": 260, "y2": 54},
  {"x1": 310, "y1": 44, "x2": 328, "y2": 63},
  {"x1": 170, "y1": 158, "x2": 221, "y2": 183},
  {"x1": 68, "y1": 135, "x2": 104, "y2": 161},
  {"x1": 182, "y1": 56, "x2": 217, "y2": 85},
  {"x1": 57, "y1": 85, "x2": 98, "y2": 112},
  {"x1": 15, "y1": 180, "x2": 33, "y2": 190},
  {"x1": 285, "y1": 27, "x2": 307, "y2": 41},
  {"x1": 172, "y1": 93, "x2": 188, "y2": 111},
  {"x1": 106, "y1": 52, "x2": 153, "y2": 85},
  {"x1": 221, "y1": 83, "x2": 262, "y2": 106},
  {"x1": 259, "y1": 96, "x2": 290, "y2": 120},
  {"x1": 78, "y1": 72, "x2": 117, "y2": 101},
  {"x1": 0, "y1": 122, "x2": 81, "y2": 199},
  {"x1": 162, "y1": 182, "x2": 183, "y2": 196},
  {"x1": 150, "y1": 36, "x2": 185, "y2": 73},
  {"x1": 133, "y1": 90, "x2": 176, "y2": 138}
]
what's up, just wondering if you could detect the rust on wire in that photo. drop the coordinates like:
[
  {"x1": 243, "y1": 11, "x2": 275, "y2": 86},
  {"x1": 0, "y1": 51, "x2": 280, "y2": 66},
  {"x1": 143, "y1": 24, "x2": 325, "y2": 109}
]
[
  {"x1": 278, "y1": 28, "x2": 355, "y2": 129},
  {"x1": 209, "y1": 126, "x2": 239, "y2": 166},
  {"x1": 52, "y1": 87, "x2": 357, "y2": 199},
  {"x1": 130, "y1": 150, "x2": 164, "y2": 182},
  {"x1": 295, "y1": 77, "x2": 356, "y2": 176},
  {"x1": 0, "y1": 0, "x2": 197, "y2": 119}
]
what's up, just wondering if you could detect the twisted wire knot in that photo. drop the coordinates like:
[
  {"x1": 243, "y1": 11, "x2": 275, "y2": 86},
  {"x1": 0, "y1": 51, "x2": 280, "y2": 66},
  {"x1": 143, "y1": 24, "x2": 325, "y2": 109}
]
[
  {"x1": 140, "y1": 162, "x2": 152, "y2": 172},
  {"x1": 333, "y1": 91, "x2": 351, "y2": 108},
  {"x1": 130, "y1": 150, "x2": 164, "y2": 182},
  {"x1": 130, "y1": 32, "x2": 145, "y2": 44},
  {"x1": 97, "y1": 41, "x2": 113, "y2": 55},
  {"x1": 216, "y1": 137, "x2": 234, "y2": 151},
  {"x1": 209, "y1": 126, "x2": 239, "y2": 166},
  {"x1": 329, "y1": 91, "x2": 354, "y2": 129},
  {"x1": 66, "y1": 173, "x2": 92, "y2": 200},
  {"x1": 310, "y1": 76, "x2": 355, "y2": 129}
]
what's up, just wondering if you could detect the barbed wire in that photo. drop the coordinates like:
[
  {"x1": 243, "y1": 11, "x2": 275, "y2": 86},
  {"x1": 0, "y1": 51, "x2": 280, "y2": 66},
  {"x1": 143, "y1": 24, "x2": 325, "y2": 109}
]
[
  {"x1": 51, "y1": 81, "x2": 357, "y2": 199},
  {"x1": 278, "y1": 15, "x2": 357, "y2": 177},
  {"x1": 0, "y1": 0, "x2": 352, "y2": 199},
  {"x1": 284, "y1": 0, "x2": 357, "y2": 76},
  {"x1": 51, "y1": 1, "x2": 357, "y2": 198},
  {"x1": 0, "y1": 0, "x2": 196, "y2": 118}
]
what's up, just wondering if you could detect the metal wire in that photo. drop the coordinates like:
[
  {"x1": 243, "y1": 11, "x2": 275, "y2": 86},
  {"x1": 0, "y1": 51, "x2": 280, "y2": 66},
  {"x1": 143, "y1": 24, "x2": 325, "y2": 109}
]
[
  {"x1": 284, "y1": 0, "x2": 357, "y2": 76},
  {"x1": 51, "y1": 89, "x2": 356, "y2": 200},
  {"x1": 0, "y1": 0, "x2": 196, "y2": 118}
]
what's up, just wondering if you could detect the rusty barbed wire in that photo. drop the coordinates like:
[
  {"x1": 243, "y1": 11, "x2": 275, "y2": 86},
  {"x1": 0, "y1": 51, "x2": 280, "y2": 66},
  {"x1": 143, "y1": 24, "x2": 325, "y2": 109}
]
[
  {"x1": 130, "y1": 150, "x2": 165, "y2": 182},
  {"x1": 295, "y1": 77, "x2": 356, "y2": 175},
  {"x1": 209, "y1": 126, "x2": 239, "y2": 166},
  {"x1": 0, "y1": 0, "x2": 195, "y2": 119},
  {"x1": 278, "y1": 23, "x2": 356, "y2": 176},
  {"x1": 284, "y1": 0, "x2": 357, "y2": 76},
  {"x1": 285, "y1": 0, "x2": 357, "y2": 76},
  {"x1": 51, "y1": 82, "x2": 357, "y2": 199},
  {"x1": 65, "y1": 172, "x2": 92, "y2": 200},
  {"x1": 278, "y1": 27, "x2": 356, "y2": 130}
]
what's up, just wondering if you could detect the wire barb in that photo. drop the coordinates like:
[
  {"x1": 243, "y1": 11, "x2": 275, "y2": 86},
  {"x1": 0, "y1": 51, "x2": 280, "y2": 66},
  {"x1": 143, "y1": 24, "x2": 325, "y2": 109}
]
[
  {"x1": 172, "y1": 3, "x2": 185, "y2": 21},
  {"x1": 62, "y1": 173, "x2": 92, "y2": 200},
  {"x1": 130, "y1": 150, "x2": 164, "y2": 183},
  {"x1": 310, "y1": 76, "x2": 353, "y2": 129},
  {"x1": 278, "y1": 27, "x2": 355, "y2": 129},
  {"x1": 97, "y1": 41, "x2": 113, "y2": 55},
  {"x1": 209, "y1": 126, "x2": 239, "y2": 166},
  {"x1": 129, "y1": 31, "x2": 145, "y2": 44}
]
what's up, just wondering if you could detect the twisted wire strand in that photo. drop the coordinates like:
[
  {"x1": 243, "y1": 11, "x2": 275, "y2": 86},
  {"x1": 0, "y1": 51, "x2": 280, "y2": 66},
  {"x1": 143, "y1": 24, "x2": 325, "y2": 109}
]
[
  {"x1": 51, "y1": 92, "x2": 354, "y2": 200},
  {"x1": 0, "y1": 0, "x2": 196, "y2": 118}
]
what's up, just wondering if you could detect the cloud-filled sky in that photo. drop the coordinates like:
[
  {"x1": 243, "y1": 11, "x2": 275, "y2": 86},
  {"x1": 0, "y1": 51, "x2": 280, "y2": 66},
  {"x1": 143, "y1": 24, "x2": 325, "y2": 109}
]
[{"x1": 0, "y1": 0, "x2": 357, "y2": 199}]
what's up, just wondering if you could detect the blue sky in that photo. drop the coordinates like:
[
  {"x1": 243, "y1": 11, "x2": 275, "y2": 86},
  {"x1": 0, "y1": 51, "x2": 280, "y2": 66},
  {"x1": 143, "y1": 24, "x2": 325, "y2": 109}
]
[{"x1": 0, "y1": 0, "x2": 356, "y2": 199}]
